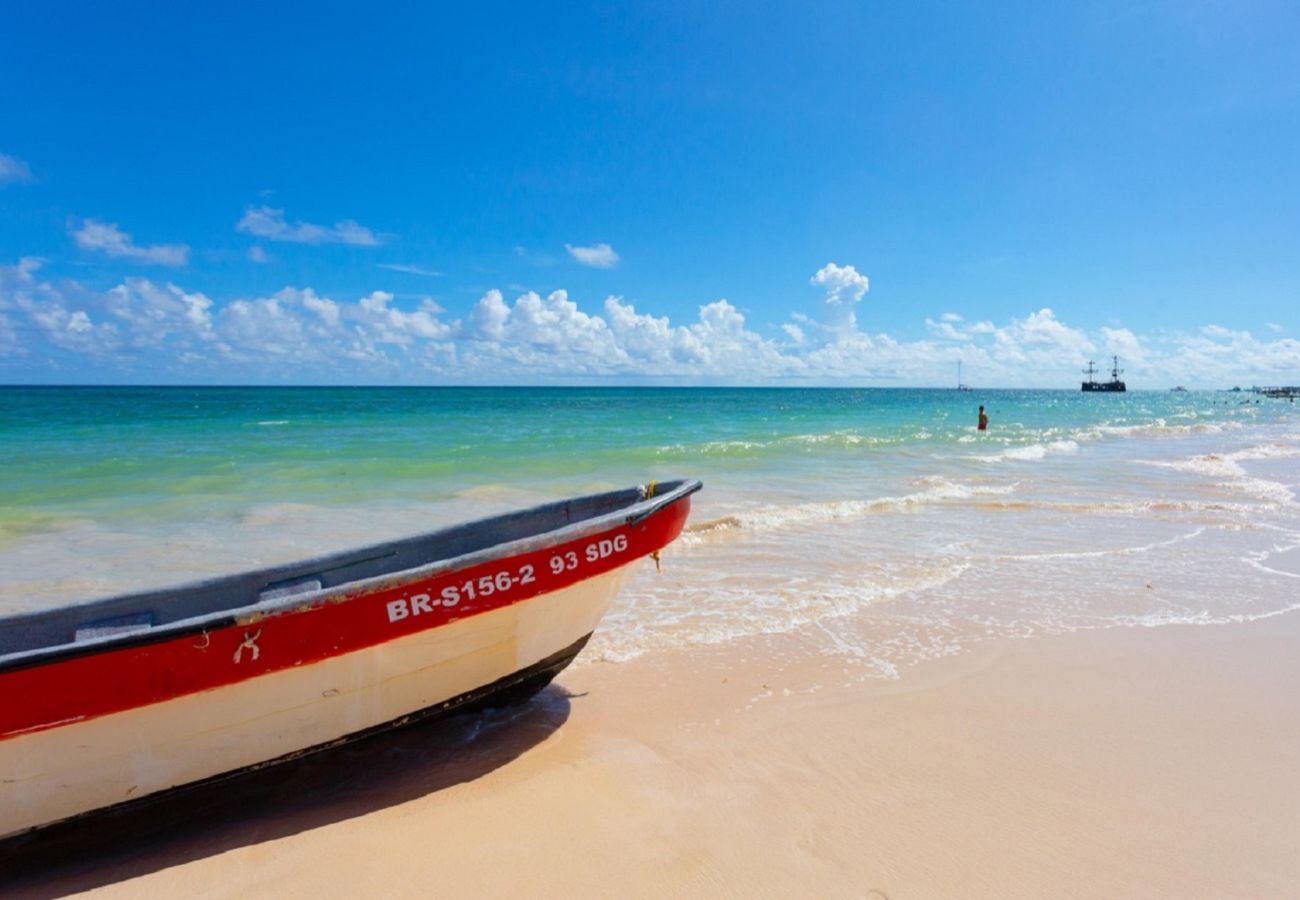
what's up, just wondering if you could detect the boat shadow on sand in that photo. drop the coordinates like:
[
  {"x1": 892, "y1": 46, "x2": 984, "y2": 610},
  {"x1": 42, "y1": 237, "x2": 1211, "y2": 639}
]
[{"x1": 0, "y1": 685, "x2": 576, "y2": 897}]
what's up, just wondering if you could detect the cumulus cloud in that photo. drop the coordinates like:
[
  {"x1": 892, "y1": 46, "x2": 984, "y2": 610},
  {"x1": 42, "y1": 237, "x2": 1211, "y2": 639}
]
[
  {"x1": 236, "y1": 206, "x2": 384, "y2": 246},
  {"x1": 565, "y1": 243, "x2": 620, "y2": 268},
  {"x1": 0, "y1": 153, "x2": 34, "y2": 185},
  {"x1": 293, "y1": 287, "x2": 340, "y2": 327},
  {"x1": 468, "y1": 289, "x2": 608, "y2": 354},
  {"x1": 104, "y1": 279, "x2": 215, "y2": 346},
  {"x1": 356, "y1": 290, "x2": 453, "y2": 343},
  {"x1": 811, "y1": 263, "x2": 869, "y2": 305},
  {"x1": 925, "y1": 316, "x2": 966, "y2": 341},
  {"x1": 811, "y1": 262, "x2": 870, "y2": 331},
  {"x1": 71, "y1": 219, "x2": 190, "y2": 267},
  {"x1": 1100, "y1": 326, "x2": 1144, "y2": 363},
  {"x1": 924, "y1": 312, "x2": 997, "y2": 341},
  {"x1": 991, "y1": 308, "x2": 1094, "y2": 364}
]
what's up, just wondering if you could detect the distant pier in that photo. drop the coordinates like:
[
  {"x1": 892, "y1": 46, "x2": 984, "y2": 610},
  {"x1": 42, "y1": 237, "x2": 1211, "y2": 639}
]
[{"x1": 1253, "y1": 386, "x2": 1300, "y2": 399}]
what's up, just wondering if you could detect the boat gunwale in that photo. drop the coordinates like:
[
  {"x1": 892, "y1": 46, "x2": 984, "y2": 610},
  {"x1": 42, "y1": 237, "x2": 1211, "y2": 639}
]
[{"x1": 0, "y1": 479, "x2": 701, "y2": 671}]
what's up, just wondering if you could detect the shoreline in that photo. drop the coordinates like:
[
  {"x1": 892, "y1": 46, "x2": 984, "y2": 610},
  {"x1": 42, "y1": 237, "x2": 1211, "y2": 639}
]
[{"x1": 7, "y1": 613, "x2": 1298, "y2": 898}]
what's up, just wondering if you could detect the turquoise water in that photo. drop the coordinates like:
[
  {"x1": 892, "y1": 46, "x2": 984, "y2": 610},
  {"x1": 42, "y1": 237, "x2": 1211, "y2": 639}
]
[
  {"x1": 1, "y1": 385, "x2": 1281, "y2": 525},
  {"x1": 3, "y1": 386, "x2": 1298, "y2": 675}
]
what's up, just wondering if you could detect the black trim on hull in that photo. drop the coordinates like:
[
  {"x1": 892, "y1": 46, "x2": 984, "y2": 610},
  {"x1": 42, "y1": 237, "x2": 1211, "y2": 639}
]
[{"x1": 1, "y1": 632, "x2": 592, "y2": 843}]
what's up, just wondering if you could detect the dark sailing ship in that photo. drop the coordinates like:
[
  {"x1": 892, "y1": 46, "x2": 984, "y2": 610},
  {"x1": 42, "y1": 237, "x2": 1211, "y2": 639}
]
[{"x1": 1082, "y1": 356, "x2": 1126, "y2": 392}]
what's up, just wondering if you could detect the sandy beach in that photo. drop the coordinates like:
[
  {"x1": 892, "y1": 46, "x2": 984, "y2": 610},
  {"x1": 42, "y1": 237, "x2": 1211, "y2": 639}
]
[{"x1": 6, "y1": 608, "x2": 1297, "y2": 899}]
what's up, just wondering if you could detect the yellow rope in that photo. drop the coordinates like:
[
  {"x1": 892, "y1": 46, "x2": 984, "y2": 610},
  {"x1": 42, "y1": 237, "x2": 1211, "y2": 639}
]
[{"x1": 646, "y1": 481, "x2": 661, "y2": 572}]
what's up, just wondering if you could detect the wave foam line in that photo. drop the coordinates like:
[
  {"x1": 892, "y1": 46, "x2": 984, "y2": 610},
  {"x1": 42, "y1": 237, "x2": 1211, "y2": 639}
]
[
  {"x1": 1137, "y1": 441, "x2": 1300, "y2": 505},
  {"x1": 655, "y1": 431, "x2": 900, "y2": 457},
  {"x1": 967, "y1": 498, "x2": 1254, "y2": 515},
  {"x1": 680, "y1": 478, "x2": 1017, "y2": 542},
  {"x1": 990, "y1": 526, "x2": 1208, "y2": 562},
  {"x1": 1092, "y1": 419, "x2": 1242, "y2": 440},
  {"x1": 587, "y1": 562, "x2": 970, "y2": 665}
]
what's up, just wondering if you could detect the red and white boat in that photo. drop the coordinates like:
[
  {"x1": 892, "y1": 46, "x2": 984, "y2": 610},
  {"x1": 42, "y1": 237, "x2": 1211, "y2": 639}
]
[{"x1": 0, "y1": 479, "x2": 700, "y2": 838}]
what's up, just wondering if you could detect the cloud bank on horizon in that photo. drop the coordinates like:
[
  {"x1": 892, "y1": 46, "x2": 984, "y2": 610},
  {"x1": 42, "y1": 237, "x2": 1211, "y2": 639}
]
[{"x1": 2, "y1": 255, "x2": 1296, "y2": 387}]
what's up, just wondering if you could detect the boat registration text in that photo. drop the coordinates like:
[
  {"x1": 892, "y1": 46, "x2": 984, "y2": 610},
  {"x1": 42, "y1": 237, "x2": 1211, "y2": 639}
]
[{"x1": 385, "y1": 534, "x2": 630, "y2": 624}]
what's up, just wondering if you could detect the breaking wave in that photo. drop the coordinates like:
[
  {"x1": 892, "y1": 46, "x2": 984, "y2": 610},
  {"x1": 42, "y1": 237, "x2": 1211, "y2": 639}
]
[
  {"x1": 965, "y1": 440, "x2": 1080, "y2": 463},
  {"x1": 679, "y1": 477, "x2": 1017, "y2": 543}
]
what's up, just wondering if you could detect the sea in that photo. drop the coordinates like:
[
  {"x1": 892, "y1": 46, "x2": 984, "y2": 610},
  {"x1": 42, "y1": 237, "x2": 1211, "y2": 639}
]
[{"x1": 2, "y1": 386, "x2": 1298, "y2": 679}]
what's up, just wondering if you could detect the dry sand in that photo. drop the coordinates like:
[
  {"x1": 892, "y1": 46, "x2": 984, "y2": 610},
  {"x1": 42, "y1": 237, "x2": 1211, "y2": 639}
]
[{"x1": 5, "y1": 614, "x2": 1299, "y2": 899}]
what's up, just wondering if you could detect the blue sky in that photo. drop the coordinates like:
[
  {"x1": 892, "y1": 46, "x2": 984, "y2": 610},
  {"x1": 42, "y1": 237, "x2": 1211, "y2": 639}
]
[{"x1": 2, "y1": 0, "x2": 1298, "y2": 386}]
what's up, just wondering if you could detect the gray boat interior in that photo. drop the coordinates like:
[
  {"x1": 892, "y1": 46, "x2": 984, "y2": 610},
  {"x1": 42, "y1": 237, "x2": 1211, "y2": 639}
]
[{"x1": 0, "y1": 482, "x2": 686, "y2": 660}]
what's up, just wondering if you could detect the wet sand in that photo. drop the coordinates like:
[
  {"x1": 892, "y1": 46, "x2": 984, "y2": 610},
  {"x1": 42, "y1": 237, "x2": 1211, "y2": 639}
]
[{"x1": 6, "y1": 615, "x2": 1299, "y2": 898}]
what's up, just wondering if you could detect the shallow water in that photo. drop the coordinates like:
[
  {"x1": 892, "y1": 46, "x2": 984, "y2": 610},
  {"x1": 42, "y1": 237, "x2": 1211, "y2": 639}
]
[{"x1": 2, "y1": 386, "x2": 1297, "y2": 676}]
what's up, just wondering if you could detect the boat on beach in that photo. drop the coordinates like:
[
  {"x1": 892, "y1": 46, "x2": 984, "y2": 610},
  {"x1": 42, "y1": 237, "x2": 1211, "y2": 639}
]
[
  {"x1": 1082, "y1": 356, "x2": 1126, "y2": 392},
  {"x1": 0, "y1": 478, "x2": 700, "y2": 839}
]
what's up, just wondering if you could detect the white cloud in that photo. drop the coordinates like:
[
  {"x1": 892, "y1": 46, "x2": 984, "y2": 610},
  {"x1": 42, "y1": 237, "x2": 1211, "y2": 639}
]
[
  {"x1": 248, "y1": 246, "x2": 269, "y2": 264},
  {"x1": 236, "y1": 206, "x2": 384, "y2": 246},
  {"x1": 3, "y1": 257, "x2": 1299, "y2": 386},
  {"x1": 469, "y1": 289, "x2": 609, "y2": 353},
  {"x1": 355, "y1": 290, "x2": 454, "y2": 344},
  {"x1": 290, "y1": 288, "x2": 340, "y2": 327},
  {"x1": 991, "y1": 308, "x2": 1094, "y2": 364},
  {"x1": 1202, "y1": 324, "x2": 1243, "y2": 340},
  {"x1": 925, "y1": 316, "x2": 966, "y2": 341},
  {"x1": 378, "y1": 263, "x2": 441, "y2": 277},
  {"x1": 219, "y1": 295, "x2": 312, "y2": 359},
  {"x1": 103, "y1": 279, "x2": 215, "y2": 346},
  {"x1": 1266, "y1": 322, "x2": 1283, "y2": 333},
  {"x1": 811, "y1": 262, "x2": 870, "y2": 331},
  {"x1": 811, "y1": 262, "x2": 869, "y2": 305},
  {"x1": 0, "y1": 153, "x2": 34, "y2": 185},
  {"x1": 71, "y1": 219, "x2": 189, "y2": 267},
  {"x1": 603, "y1": 296, "x2": 682, "y2": 363},
  {"x1": 565, "y1": 243, "x2": 620, "y2": 268},
  {"x1": 469, "y1": 289, "x2": 510, "y2": 341},
  {"x1": 1100, "y1": 326, "x2": 1144, "y2": 363}
]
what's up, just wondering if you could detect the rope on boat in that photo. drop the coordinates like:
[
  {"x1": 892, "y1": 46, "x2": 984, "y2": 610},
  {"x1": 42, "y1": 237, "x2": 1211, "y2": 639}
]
[
  {"x1": 234, "y1": 628, "x2": 262, "y2": 664},
  {"x1": 645, "y1": 481, "x2": 662, "y2": 572}
]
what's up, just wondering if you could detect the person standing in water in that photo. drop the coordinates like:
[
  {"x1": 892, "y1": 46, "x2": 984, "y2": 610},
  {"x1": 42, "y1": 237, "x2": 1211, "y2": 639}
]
[{"x1": 978, "y1": 405, "x2": 988, "y2": 431}]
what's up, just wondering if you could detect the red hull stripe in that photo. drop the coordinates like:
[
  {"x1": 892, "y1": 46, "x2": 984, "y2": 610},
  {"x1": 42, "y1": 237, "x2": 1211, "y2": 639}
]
[{"x1": 0, "y1": 497, "x2": 690, "y2": 740}]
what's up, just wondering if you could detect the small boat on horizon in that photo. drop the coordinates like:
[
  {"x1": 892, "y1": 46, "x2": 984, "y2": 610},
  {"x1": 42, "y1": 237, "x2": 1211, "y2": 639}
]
[
  {"x1": 1082, "y1": 356, "x2": 1126, "y2": 392},
  {"x1": 0, "y1": 479, "x2": 700, "y2": 838},
  {"x1": 955, "y1": 361, "x2": 973, "y2": 391}
]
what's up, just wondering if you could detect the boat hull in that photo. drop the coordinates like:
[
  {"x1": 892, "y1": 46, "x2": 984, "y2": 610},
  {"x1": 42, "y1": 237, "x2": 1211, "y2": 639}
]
[
  {"x1": 0, "y1": 483, "x2": 695, "y2": 838},
  {"x1": 2, "y1": 573, "x2": 620, "y2": 839}
]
